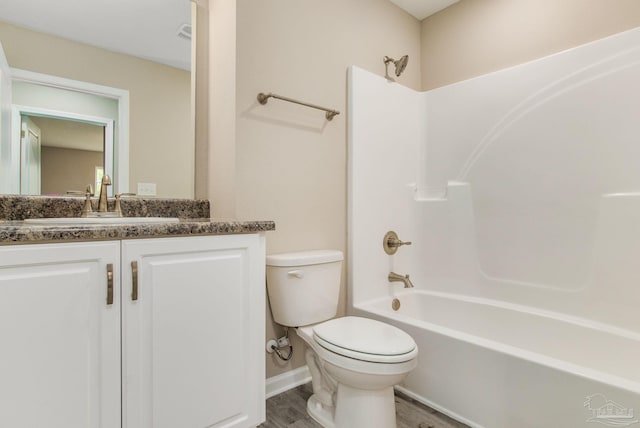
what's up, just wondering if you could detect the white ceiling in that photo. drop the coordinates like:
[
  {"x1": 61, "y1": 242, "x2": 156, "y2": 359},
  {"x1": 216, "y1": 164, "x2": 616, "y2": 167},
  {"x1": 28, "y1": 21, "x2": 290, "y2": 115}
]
[
  {"x1": 0, "y1": 0, "x2": 455, "y2": 73},
  {"x1": 0, "y1": 0, "x2": 191, "y2": 70},
  {"x1": 389, "y1": 0, "x2": 459, "y2": 20}
]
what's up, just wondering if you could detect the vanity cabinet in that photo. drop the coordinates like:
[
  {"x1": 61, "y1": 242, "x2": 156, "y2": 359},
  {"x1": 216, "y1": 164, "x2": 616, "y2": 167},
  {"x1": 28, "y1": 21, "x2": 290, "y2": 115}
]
[
  {"x1": 121, "y1": 235, "x2": 266, "y2": 428},
  {"x1": 0, "y1": 241, "x2": 121, "y2": 428},
  {"x1": 0, "y1": 234, "x2": 266, "y2": 428}
]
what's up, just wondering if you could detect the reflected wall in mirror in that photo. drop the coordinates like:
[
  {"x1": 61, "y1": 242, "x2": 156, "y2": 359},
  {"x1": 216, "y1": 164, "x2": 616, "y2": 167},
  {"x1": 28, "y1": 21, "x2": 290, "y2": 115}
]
[
  {"x1": 34, "y1": 116, "x2": 105, "y2": 196},
  {"x1": 0, "y1": 0, "x2": 194, "y2": 198}
]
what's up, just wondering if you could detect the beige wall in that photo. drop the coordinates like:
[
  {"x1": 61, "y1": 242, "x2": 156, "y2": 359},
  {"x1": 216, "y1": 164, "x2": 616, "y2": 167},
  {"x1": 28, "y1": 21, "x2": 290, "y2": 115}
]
[
  {"x1": 421, "y1": 0, "x2": 640, "y2": 90},
  {"x1": 208, "y1": 0, "x2": 237, "y2": 218},
  {"x1": 235, "y1": 0, "x2": 421, "y2": 378},
  {"x1": 231, "y1": 1, "x2": 640, "y2": 380},
  {"x1": 0, "y1": 21, "x2": 193, "y2": 198},
  {"x1": 41, "y1": 146, "x2": 102, "y2": 195},
  {"x1": 194, "y1": 0, "x2": 210, "y2": 200}
]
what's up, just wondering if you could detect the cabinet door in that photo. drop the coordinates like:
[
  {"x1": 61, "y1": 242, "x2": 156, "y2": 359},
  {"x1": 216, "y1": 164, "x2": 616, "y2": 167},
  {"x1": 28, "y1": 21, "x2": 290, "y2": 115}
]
[
  {"x1": 0, "y1": 241, "x2": 121, "y2": 428},
  {"x1": 122, "y1": 234, "x2": 266, "y2": 428}
]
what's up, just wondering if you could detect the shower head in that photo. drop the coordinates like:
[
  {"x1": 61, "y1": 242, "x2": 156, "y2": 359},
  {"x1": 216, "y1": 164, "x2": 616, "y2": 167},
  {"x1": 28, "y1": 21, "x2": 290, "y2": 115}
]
[
  {"x1": 395, "y1": 55, "x2": 408, "y2": 76},
  {"x1": 384, "y1": 55, "x2": 409, "y2": 80}
]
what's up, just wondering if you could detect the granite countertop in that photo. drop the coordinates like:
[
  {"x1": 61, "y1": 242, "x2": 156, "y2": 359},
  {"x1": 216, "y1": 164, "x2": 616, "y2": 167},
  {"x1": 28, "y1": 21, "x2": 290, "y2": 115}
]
[
  {"x1": 0, "y1": 218, "x2": 275, "y2": 245},
  {"x1": 0, "y1": 195, "x2": 275, "y2": 245}
]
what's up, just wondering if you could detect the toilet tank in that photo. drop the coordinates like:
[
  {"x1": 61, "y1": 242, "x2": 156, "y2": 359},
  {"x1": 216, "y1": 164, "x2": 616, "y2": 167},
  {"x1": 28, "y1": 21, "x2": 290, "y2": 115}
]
[{"x1": 266, "y1": 250, "x2": 343, "y2": 327}]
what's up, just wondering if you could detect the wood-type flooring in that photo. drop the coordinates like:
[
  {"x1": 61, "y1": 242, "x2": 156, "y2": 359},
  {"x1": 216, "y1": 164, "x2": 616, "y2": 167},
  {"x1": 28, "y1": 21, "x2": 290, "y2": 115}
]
[{"x1": 258, "y1": 382, "x2": 469, "y2": 428}]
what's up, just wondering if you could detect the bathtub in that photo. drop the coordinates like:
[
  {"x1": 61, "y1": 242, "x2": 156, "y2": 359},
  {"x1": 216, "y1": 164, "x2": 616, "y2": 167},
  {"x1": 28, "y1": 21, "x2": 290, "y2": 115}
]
[{"x1": 352, "y1": 290, "x2": 640, "y2": 428}]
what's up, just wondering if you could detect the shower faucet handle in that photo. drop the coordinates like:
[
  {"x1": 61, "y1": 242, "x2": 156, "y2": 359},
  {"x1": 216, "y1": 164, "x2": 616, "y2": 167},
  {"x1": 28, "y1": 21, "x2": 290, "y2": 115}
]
[{"x1": 383, "y1": 231, "x2": 412, "y2": 255}]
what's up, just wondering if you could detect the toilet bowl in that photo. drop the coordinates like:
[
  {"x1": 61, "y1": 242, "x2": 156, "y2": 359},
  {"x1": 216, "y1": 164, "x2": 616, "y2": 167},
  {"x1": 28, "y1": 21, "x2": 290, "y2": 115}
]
[
  {"x1": 266, "y1": 250, "x2": 418, "y2": 428},
  {"x1": 297, "y1": 317, "x2": 417, "y2": 428}
]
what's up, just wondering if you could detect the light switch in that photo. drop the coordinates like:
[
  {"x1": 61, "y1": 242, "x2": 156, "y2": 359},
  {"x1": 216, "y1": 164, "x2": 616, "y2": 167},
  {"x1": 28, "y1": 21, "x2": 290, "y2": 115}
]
[{"x1": 137, "y1": 182, "x2": 157, "y2": 196}]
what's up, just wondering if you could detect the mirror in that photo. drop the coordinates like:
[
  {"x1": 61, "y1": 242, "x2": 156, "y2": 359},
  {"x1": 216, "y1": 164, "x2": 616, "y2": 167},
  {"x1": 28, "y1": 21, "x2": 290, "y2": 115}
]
[
  {"x1": 10, "y1": 77, "x2": 118, "y2": 196},
  {"x1": 0, "y1": 0, "x2": 194, "y2": 198},
  {"x1": 25, "y1": 116, "x2": 105, "y2": 196}
]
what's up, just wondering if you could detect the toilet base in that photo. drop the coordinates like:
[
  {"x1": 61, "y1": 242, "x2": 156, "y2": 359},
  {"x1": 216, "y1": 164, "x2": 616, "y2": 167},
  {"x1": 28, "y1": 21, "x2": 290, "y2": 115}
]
[
  {"x1": 334, "y1": 383, "x2": 396, "y2": 428},
  {"x1": 307, "y1": 395, "x2": 336, "y2": 428},
  {"x1": 307, "y1": 385, "x2": 397, "y2": 428}
]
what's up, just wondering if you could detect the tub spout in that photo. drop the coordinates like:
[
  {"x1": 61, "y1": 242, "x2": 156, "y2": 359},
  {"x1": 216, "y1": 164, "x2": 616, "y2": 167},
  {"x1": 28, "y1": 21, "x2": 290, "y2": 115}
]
[{"x1": 388, "y1": 272, "x2": 414, "y2": 288}]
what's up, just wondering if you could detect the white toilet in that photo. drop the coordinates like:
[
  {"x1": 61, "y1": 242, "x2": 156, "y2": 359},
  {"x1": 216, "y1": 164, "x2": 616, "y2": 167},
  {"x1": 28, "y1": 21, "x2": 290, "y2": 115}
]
[{"x1": 266, "y1": 250, "x2": 418, "y2": 428}]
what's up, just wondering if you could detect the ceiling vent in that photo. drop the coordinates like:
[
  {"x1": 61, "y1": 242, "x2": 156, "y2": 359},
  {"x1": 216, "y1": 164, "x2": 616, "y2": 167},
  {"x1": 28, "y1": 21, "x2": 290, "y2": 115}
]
[{"x1": 177, "y1": 23, "x2": 192, "y2": 41}]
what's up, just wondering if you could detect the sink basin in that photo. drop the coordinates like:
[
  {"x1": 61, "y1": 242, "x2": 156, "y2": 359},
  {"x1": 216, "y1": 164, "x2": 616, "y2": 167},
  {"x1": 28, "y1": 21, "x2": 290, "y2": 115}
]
[{"x1": 24, "y1": 217, "x2": 180, "y2": 225}]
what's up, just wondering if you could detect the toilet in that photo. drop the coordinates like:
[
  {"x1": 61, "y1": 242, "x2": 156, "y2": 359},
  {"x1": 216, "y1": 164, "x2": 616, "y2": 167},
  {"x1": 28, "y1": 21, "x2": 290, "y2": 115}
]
[{"x1": 266, "y1": 250, "x2": 418, "y2": 428}]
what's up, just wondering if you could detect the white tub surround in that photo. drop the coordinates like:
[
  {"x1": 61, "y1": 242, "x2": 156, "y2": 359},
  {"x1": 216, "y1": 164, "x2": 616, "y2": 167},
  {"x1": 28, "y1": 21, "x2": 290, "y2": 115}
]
[{"x1": 348, "y1": 26, "x2": 640, "y2": 428}]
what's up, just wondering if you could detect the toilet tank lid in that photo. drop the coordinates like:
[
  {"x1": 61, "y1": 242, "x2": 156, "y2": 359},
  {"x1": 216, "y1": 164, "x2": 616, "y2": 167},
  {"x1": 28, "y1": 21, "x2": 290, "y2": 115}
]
[{"x1": 266, "y1": 250, "x2": 343, "y2": 267}]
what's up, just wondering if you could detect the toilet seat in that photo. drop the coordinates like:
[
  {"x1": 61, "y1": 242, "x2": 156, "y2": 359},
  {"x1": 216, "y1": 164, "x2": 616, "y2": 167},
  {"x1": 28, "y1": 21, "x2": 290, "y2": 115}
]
[
  {"x1": 312, "y1": 316, "x2": 417, "y2": 363},
  {"x1": 297, "y1": 323, "x2": 417, "y2": 377}
]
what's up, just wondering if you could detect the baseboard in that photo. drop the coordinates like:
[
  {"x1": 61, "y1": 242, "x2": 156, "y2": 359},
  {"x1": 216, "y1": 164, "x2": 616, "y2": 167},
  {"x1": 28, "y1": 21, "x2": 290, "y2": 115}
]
[{"x1": 265, "y1": 365, "x2": 312, "y2": 399}]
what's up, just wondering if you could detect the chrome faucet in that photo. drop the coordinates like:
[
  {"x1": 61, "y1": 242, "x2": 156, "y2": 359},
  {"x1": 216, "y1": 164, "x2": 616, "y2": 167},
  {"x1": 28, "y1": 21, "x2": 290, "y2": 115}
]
[
  {"x1": 98, "y1": 175, "x2": 112, "y2": 212},
  {"x1": 388, "y1": 272, "x2": 414, "y2": 288}
]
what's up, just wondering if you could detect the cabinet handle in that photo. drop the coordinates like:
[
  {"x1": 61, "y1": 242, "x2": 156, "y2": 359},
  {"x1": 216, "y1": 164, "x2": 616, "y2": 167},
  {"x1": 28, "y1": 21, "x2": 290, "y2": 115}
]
[
  {"x1": 106, "y1": 263, "x2": 114, "y2": 305},
  {"x1": 131, "y1": 261, "x2": 139, "y2": 301}
]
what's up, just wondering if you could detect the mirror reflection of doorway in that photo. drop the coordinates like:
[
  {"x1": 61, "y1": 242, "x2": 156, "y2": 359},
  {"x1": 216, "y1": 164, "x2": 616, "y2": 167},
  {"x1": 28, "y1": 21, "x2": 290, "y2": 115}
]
[
  {"x1": 10, "y1": 75, "x2": 122, "y2": 196},
  {"x1": 21, "y1": 114, "x2": 105, "y2": 195},
  {"x1": 19, "y1": 115, "x2": 41, "y2": 194}
]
